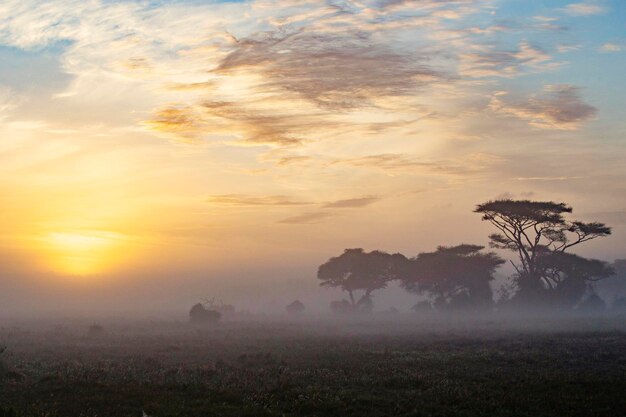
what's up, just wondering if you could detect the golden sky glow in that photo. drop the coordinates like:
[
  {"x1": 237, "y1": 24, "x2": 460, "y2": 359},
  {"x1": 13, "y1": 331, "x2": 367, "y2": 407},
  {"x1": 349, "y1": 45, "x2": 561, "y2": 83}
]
[
  {"x1": 0, "y1": 0, "x2": 624, "y2": 312},
  {"x1": 42, "y1": 231, "x2": 126, "y2": 276}
]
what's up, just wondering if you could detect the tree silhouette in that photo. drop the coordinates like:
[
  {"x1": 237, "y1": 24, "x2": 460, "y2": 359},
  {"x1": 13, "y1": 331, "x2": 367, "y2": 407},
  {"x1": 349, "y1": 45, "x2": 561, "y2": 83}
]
[
  {"x1": 318, "y1": 248, "x2": 406, "y2": 311},
  {"x1": 475, "y1": 199, "x2": 612, "y2": 305},
  {"x1": 286, "y1": 300, "x2": 305, "y2": 315},
  {"x1": 595, "y1": 259, "x2": 626, "y2": 305},
  {"x1": 189, "y1": 302, "x2": 221, "y2": 323},
  {"x1": 537, "y1": 251, "x2": 614, "y2": 309},
  {"x1": 400, "y1": 245, "x2": 504, "y2": 312}
]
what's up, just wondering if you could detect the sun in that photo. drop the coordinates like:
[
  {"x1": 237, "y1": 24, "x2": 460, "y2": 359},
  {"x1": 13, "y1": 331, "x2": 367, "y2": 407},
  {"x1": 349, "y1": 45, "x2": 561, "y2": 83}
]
[{"x1": 44, "y1": 231, "x2": 127, "y2": 276}]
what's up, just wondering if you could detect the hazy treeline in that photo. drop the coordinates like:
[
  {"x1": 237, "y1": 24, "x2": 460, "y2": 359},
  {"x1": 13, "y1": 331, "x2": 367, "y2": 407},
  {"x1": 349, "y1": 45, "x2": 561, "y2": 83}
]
[{"x1": 317, "y1": 199, "x2": 625, "y2": 314}]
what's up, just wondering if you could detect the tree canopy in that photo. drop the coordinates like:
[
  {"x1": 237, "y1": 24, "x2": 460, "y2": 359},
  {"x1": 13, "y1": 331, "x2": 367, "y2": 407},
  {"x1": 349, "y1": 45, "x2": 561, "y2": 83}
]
[
  {"x1": 401, "y1": 244, "x2": 504, "y2": 311},
  {"x1": 475, "y1": 199, "x2": 612, "y2": 306},
  {"x1": 317, "y1": 248, "x2": 406, "y2": 309}
]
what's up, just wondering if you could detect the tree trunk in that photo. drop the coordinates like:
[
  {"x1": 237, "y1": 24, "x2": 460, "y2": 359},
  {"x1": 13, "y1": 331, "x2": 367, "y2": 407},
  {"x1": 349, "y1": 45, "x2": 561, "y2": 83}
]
[{"x1": 348, "y1": 290, "x2": 355, "y2": 306}]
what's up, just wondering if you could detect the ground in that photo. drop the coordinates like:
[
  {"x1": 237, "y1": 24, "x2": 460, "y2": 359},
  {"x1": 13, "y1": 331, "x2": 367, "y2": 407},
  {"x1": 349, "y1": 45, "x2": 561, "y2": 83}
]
[{"x1": 1, "y1": 316, "x2": 625, "y2": 417}]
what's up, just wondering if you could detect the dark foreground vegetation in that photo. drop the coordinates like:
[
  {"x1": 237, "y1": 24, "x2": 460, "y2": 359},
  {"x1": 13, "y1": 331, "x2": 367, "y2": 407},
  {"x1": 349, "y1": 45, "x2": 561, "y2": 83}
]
[{"x1": 1, "y1": 317, "x2": 625, "y2": 417}]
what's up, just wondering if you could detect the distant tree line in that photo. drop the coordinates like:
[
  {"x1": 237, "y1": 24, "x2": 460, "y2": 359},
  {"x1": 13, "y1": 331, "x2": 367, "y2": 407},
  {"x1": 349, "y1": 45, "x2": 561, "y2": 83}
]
[{"x1": 318, "y1": 199, "x2": 623, "y2": 313}]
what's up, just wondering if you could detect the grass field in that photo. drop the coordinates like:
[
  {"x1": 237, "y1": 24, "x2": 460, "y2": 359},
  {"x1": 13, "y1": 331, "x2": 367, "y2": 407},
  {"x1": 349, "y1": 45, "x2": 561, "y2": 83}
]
[{"x1": 1, "y1": 316, "x2": 625, "y2": 417}]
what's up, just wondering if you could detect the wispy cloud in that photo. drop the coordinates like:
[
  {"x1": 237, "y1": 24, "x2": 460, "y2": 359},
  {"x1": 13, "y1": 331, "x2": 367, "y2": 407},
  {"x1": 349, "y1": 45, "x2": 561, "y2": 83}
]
[
  {"x1": 278, "y1": 211, "x2": 333, "y2": 224},
  {"x1": 147, "y1": 106, "x2": 206, "y2": 143},
  {"x1": 207, "y1": 194, "x2": 312, "y2": 207},
  {"x1": 490, "y1": 85, "x2": 597, "y2": 129},
  {"x1": 0, "y1": 88, "x2": 16, "y2": 120},
  {"x1": 216, "y1": 29, "x2": 444, "y2": 110},
  {"x1": 563, "y1": 2, "x2": 607, "y2": 16},
  {"x1": 460, "y1": 41, "x2": 555, "y2": 78},
  {"x1": 333, "y1": 153, "x2": 505, "y2": 177},
  {"x1": 600, "y1": 43, "x2": 623, "y2": 53},
  {"x1": 322, "y1": 196, "x2": 381, "y2": 209},
  {"x1": 514, "y1": 176, "x2": 583, "y2": 181}
]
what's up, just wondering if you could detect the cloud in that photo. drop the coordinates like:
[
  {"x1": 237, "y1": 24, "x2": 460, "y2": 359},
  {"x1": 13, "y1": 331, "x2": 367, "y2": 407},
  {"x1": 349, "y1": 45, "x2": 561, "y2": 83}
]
[
  {"x1": 514, "y1": 176, "x2": 583, "y2": 181},
  {"x1": 200, "y1": 100, "x2": 317, "y2": 146},
  {"x1": 215, "y1": 28, "x2": 444, "y2": 110},
  {"x1": 335, "y1": 153, "x2": 429, "y2": 170},
  {"x1": 148, "y1": 100, "x2": 331, "y2": 146},
  {"x1": 600, "y1": 43, "x2": 622, "y2": 53},
  {"x1": 460, "y1": 41, "x2": 554, "y2": 78},
  {"x1": 563, "y1": 2, "x2": 607, "y2": 16},
  {"x1": 258, "y1": 151, "x2": 313, "y2": 166},
  {"x1": 333, "y1": 153, "x2": 504, "y2": 177},
  {"x1": 0, "y1": 88, "x2": 17, "y2": 120},
  {"x1": 274, "y1": 155, "x2": 313, "y2": 166},
  {"x1": 147, "y1": 106, "x2": 205, "y2": 142},
  {"x1": 322, "y1": 196, "x2": 381, "y2": 208},
  {"x1": 278, "y1": 211, "x2": 333, "y2": 224},
  {"x1": 489, "y1": 85, "x2": 597, "y2": 130},
  {"x1": 206, "y1": 194, "x2": 312, "y2": 207}
]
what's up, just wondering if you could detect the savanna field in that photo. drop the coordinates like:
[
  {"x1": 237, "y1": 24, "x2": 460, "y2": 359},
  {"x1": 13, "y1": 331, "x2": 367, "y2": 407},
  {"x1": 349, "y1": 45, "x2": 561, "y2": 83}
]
[{"x1": 1, "y1": 316, "x2": 625, "y2": 417}]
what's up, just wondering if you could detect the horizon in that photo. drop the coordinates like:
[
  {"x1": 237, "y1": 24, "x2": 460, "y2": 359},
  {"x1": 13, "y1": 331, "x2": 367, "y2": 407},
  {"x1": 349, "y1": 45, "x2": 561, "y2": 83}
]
[{"x1": 0, "y1": 0, "x2": 625, "y2": 316}]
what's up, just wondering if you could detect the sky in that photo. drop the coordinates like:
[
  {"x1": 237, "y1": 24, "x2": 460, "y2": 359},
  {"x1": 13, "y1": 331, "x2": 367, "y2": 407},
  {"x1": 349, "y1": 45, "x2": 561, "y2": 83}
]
[{"x1": 0, "y1": 0, "x2": 625, "y2": 315}]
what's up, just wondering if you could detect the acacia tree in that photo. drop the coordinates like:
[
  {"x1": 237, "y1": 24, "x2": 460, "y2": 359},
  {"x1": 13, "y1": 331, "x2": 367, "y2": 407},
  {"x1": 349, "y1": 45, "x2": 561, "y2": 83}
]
[
  {"x1": 475, "y1": 199, "x2": 612, "y2": 303},
  {"x1": 595, "y1": 259, "x2": 626, "y2": 305},
  {"x1": 537, "y1": 251, "x2": 614, "y2": 308},
  {"x1": 401, "y1": 245, "x2": 504, "y2": 311},
  {"x1": 317, "y1": 248, "x2": 406, "y2": 310}
]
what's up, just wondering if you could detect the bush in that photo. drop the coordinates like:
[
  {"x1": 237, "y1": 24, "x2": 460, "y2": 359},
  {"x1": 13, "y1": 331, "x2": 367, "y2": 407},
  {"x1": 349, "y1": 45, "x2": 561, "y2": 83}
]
[
  {"x1": 286, "y1": 300, "x2": 305, "y2": 315},
  {"x1": 189, "y1": 303, "x2": 221, "y2": 324}
]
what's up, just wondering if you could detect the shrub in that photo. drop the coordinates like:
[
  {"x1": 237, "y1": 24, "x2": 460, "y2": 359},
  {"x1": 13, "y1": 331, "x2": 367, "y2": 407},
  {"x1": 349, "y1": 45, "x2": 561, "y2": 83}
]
[
  {"x1": 189, "y1": 303, "x2": 221, "y2": 324},
  {"x1": 286, "y1": 300, "x2": 305, "y2": 315}
]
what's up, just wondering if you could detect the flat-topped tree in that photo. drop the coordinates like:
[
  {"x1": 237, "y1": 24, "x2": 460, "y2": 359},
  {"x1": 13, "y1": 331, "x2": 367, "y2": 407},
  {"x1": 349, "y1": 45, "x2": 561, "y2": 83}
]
[
  {"x1": 318, "y1": 248, "x2": 407, "y2": 311},
  {"x1": 401, "y1": 245, "x2": 504, "y2": 311},
  {"x1": 475, "y1": 199, "x2": 612, "y2": 302},
  {"x1": 536, "y1": 251, "x2": 614, "y2": 308}
]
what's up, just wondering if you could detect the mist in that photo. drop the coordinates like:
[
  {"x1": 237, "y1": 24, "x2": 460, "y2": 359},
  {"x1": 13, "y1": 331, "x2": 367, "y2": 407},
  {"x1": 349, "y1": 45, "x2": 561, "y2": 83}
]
[{"x1": 2, "y1": 0, "x2": 626, "y2": 415}]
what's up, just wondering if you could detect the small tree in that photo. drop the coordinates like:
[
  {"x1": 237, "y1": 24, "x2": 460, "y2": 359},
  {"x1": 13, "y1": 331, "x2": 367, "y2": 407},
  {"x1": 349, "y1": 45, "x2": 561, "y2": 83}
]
[
  {"x1": 537, "y1": 251, "x2": 614, "y2": 308},
  {"x1": 189, "y1": 302, "x2": 221, "y2": 324},
  {"x1": 286, "y1": 300, "x2": 305, "y2": 315},
  {"x1": 596, "y1": 259, "x2": 626, "y2": 304},
  {"x1": 475, "y1": 199, "x2": 612, "y2": 304},
  {"x1": 203, "y1": 298, "x2": 236, "y2": 317},
  {"x1": 318, "y1": 248, "x2": 406, "y2": 311},
  {"x1": 401, "y1": 245, "x2": 504, "y2": 312}
]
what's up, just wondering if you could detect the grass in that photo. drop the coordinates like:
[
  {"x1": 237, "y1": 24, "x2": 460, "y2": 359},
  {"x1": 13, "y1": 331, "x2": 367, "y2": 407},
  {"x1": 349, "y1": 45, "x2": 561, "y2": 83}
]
[{"x1": 0, "y1": 317, "x2": 625, "y2": 417}]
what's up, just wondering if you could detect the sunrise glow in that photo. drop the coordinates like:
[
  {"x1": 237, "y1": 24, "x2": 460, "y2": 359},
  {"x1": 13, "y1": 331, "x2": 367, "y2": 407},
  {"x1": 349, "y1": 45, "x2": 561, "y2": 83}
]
[
  {"x1": 0, "y1": 0, "x2": 622, "y2": 306},
  {"x1": 41, "y1": 232, "x2": 126, "y2": 276}
]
